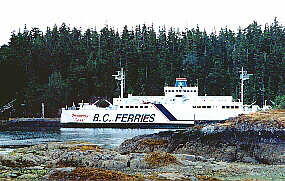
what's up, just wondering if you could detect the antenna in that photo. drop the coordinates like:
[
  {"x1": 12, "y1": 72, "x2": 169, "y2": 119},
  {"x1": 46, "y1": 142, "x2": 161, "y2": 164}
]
[
  {"x1": 239, "y1": 67, "x2": 253, "y2": 105},
  {"x1": 120, "y1": 56, "x2": 122, "y2": 68},
  {"x1": 112, "y1": 68, "x2": 125, "y2": 99}
]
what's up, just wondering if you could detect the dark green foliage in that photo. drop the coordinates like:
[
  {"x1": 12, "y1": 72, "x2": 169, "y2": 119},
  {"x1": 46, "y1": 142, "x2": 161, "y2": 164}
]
[
  {"x1": 274, "y1": 95, "x2": 285, "y2": 109},
  {"x1": 0, "y1": 20, "x2": 284, "y2": 117}
]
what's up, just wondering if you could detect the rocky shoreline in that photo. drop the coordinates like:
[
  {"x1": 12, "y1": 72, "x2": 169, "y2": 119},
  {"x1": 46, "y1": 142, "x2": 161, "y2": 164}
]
[{"x1": 0, "y1": 110, "x2": 285, "y2": 180}]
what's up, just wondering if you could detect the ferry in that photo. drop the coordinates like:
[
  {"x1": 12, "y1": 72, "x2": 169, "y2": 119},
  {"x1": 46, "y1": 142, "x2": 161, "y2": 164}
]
[{"x1": 60, "y1": 68, "x2": 260, "y2": 128}]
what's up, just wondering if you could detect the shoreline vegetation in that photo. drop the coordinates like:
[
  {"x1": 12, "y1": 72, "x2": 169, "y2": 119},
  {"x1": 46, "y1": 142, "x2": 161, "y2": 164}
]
[{"x1": 0, "y1": 110, "x2": 284, "y2": 180}]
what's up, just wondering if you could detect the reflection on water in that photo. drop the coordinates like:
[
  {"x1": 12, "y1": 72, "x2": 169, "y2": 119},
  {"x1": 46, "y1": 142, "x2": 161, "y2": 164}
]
[{"x1": 0, "y1": 128, "x2": 171, "y2": 150}]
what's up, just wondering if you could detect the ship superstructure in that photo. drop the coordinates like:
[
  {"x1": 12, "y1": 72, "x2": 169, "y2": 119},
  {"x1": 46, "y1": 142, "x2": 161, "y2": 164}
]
[{"x1": 60, "y1": 68, "x2": 259, "y2": 128}]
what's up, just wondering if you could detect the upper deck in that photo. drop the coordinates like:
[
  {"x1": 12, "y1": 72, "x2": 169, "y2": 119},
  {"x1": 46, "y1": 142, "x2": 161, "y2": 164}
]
[
  {"x1": 113, "y1": 77, "x2": 236, "y2": 106},
  {"x1": 164, "y1": 78, "x2": 198, "y2": 97}
]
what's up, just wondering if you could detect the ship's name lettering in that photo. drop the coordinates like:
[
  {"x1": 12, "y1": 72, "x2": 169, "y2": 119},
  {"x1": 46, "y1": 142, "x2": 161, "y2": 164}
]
[
  {"x1": 116, "y1": 114, "x2": 155, "y2": 122},
  {"x1": 72, "y1": 114, "x2": 89, "y2": 122},
  {"x1": 72, "y1": 114, "x2": 88, "y2": 118},
  {"x1": 93, "y1": 114, "x2": 155, "y2": 122}
]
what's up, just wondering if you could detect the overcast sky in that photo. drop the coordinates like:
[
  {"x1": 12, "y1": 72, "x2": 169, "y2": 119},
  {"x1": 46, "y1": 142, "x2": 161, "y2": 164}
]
[{"x1": 1, "y1": 0, "x2": 284, "y2": 45}]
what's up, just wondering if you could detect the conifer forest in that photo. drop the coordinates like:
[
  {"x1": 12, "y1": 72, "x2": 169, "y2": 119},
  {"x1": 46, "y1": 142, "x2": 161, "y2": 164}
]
[{"x1": 0, "y1": 19, "x2": 284, "y2": 117}]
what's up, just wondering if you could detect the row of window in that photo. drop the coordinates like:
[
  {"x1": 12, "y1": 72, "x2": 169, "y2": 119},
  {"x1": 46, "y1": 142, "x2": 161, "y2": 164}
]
[
  {"x1": 118, "y1": 105, "x2": 239, "y2": 109},
  {"x1": 165, "y1": 90, "x2": 197, "y2": 93},
  {"x1": 192, "y1": 106, "x2": 239, "y2": 109},
  {"x1": 119, "y1": 105, "x2": 149, "y2": 109},
  {"x1": 222, "y1": 106, "x2": 240, "y2": 109}
]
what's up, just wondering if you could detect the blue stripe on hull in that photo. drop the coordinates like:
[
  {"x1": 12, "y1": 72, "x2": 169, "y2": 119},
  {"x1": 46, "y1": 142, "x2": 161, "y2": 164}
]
[{"x1": 154, "y1": 104, "x2": 177, "y2": 121}]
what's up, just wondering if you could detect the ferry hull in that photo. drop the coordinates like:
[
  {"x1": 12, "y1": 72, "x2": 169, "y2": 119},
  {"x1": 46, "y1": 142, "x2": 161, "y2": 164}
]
[{"x1": 60, "y1": 105, "x2": 195, "y2": 128}]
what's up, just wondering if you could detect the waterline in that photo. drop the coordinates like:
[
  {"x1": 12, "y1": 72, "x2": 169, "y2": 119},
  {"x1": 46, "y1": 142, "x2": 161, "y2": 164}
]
[{"x1": 0, "y1": 128, "x2": 172, "y2": 150}]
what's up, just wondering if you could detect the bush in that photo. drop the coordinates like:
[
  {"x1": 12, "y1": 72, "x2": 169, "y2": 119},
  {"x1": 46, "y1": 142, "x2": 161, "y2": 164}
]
[{"x1": 274, "y1": 95, "x2": 285, "y2": 109}]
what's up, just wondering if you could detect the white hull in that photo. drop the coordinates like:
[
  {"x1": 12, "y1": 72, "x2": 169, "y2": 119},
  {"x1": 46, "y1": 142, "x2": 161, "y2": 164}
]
[
  {"x1": 60, "y1": 103, "x2": 245, "y2": 128},
  {"x1": 61, "y1": 103, "x2": 195, "y2": 128}
]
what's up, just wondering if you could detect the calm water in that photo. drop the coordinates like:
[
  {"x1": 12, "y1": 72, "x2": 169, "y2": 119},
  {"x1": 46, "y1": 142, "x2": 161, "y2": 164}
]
[{"x1": 0, "y1": 128, "x2": 171, "y2": 153}]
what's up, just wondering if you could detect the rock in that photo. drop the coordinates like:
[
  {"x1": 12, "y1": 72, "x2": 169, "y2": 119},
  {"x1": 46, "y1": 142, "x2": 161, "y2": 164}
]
[
  {"x1": 242, "y1": 156, "x2": 259, "y2": 164},
  {"x1": 128, "y1": 153, "x2": 148, "y2": 169},
  {"x1": 7, "y1": 172, "x2": 19, "y2": 178},
  {"x1": 129, "y1": 158, "x2": 149, "y2": 169},
  {"x1": 42, "y1": 167, "x2": 76, "y2": 180},
  {"x1": 211, "y1": 165, "x2": 228, "y2": 172},
  {"x1": 157, "y1": 172, "x2": 190, "y2": 180},
  {"x1": 194, "y1": 165, "x2": 203, "y2": 169},
  {"x1": 196, "y1": 156, "x2": 207, "y2": 162},
  {"x1": 201, "y1": 125, "x2": 216, "y2": 134},
  {"x1": 55, "y1": 167, "x2": 75, "y2": 171},
  {"x1": 181, "y1": 154, "x2": 197, "y2": 162},
  {"x1": 101, "y1": 160, "x2": 128, "y2": 169},
  {"x1": 208, "y1": 158, "x2": 215, "y2": 163},
  {"x1": 17, "y1": 173, "x2": 38, "y2": 180},
  {"x1": 187, "y1": 175, "x2": 199, "y2": 181},
  {"x1": 253, "y1": 143, "x2": 285, "y2": 164},
  {"x1": 26, "y1": 166, "x2": 45, "y2": 170},
  {"x1": 113, "y1": 154, "x2": 129, "y2": 162}
]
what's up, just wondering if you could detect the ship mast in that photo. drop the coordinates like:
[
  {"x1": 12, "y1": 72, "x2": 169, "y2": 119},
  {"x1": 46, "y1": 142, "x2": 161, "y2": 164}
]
[
  {"x1": 239, "y1": 67, "x2": 252, "y2": 105},
  {"x1": 112, "y1": 68, "x2": 125, "y2": 99},
  {"x1": 240, "y1": 67, "x2": 244, "y2": 105}
]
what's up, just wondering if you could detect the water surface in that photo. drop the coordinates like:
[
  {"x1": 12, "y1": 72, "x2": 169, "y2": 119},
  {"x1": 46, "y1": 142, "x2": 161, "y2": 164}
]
[{"x1": 0, "y1": 128, "x2": 171, "y2": 152}]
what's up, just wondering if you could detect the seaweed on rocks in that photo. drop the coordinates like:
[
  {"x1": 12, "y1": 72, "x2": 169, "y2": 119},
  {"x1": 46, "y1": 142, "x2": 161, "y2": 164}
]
[
  {"x1": 118, "y1": 110, "x2": 285, "y2": 165},
  {"x1": 144, "y1": 151, "x2": 178, "y2": 167}
]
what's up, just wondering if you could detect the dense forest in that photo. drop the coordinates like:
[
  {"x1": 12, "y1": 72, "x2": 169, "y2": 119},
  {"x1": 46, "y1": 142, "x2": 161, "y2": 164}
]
[{"x1": 0, "y1": 19, "x2": 284, "y2": 118}]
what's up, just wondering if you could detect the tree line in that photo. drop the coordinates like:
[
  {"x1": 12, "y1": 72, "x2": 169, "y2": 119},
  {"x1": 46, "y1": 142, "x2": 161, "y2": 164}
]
[{"x1": 0, "y1": 19, "x2": 284, "y2": 117}]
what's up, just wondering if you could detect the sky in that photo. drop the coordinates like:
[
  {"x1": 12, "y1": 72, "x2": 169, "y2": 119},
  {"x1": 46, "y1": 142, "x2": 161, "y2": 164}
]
[{"x1": 1, "y1": 0, "x2": 285, "y2": 45}]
